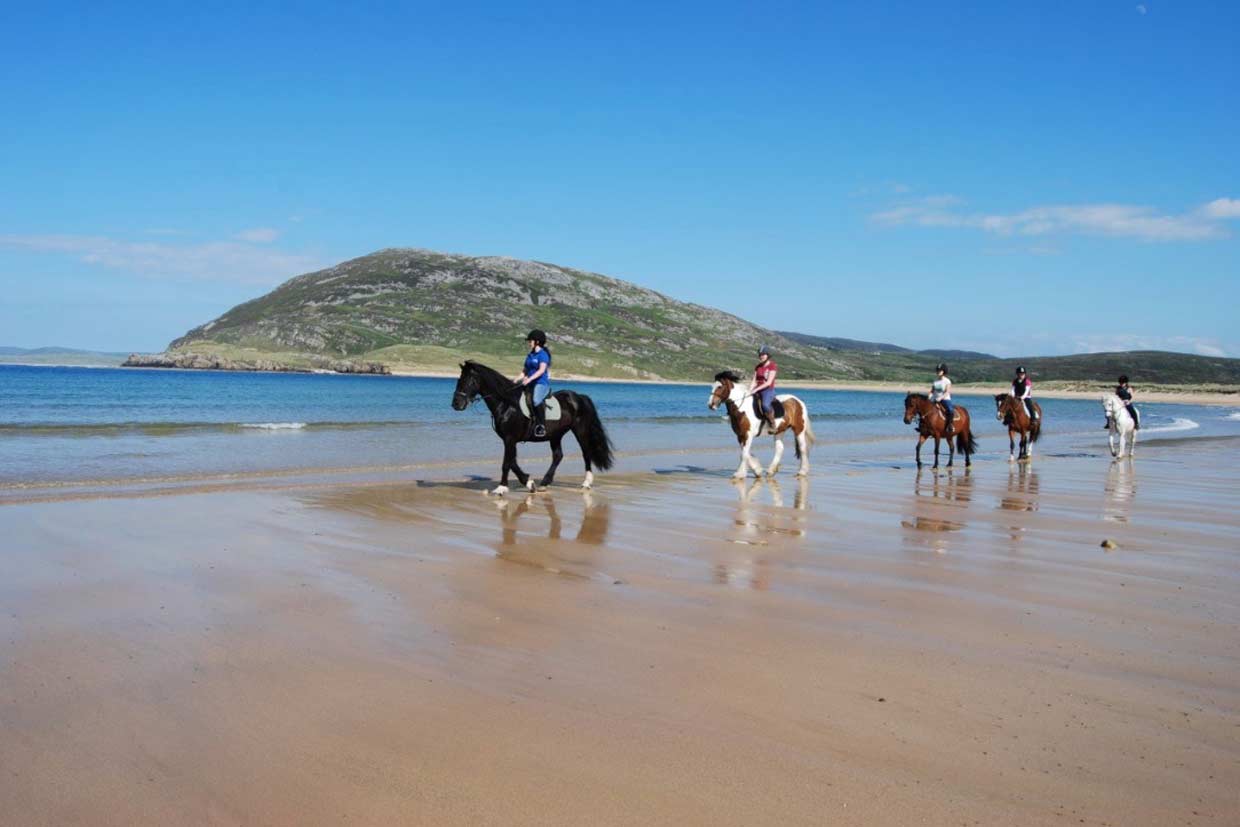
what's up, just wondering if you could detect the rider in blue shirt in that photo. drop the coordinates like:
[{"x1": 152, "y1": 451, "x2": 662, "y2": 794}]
[{"x1": 517, "y1": 329, "x2": 552, "y2": 437}]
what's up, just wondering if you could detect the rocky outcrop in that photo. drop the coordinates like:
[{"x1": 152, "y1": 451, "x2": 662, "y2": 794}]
[{"x1": 123, "y1": 353, "x2": 390, "y2": 375}]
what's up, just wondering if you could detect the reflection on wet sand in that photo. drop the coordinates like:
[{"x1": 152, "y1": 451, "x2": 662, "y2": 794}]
[
  {"x1": 997, "y1": 465, "x2": 1040, "y2": 543},
  {"x1": 1103, "y1": 459, "x2": 1136, "y2": 524},
  {"x1": 492, "y1": 492, "x2": 612, "y2": 579},
  {"x1": 715, "y1": 477, "x2": 811, "y2": 590},
  {"x1": 901, "y1": 467, "x2": 970, "y2": 552}
]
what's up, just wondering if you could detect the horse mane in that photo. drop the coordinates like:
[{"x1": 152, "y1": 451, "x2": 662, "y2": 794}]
[
  {"x1": 463, "y1": 360, "x2": 518, "y2": 398},
  {"x1": 714, "y1": 370, "x2": 743, "y2": 383}
]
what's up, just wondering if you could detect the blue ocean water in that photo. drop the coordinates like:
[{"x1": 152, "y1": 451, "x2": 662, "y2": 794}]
[{"x1": 1, "y1": 365, "x2": 1236, "y2": 485}]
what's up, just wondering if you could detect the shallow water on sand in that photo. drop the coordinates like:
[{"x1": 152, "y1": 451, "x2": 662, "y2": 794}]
[{"x1": 3, "y1": 365, "x2": 1238, "y2": 491}]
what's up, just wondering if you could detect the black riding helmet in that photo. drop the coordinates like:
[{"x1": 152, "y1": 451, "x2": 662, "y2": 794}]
[
  {"x1": 1015, "y1": 365, "x2": 1026, "y2": 375},
  {"x1": 1118, "y1": 374, "x2": 1129, "y2": 385},
  {"x1": 525, "y1": 329, "x2": 547, "y2": 347},
  {"x1": 936, "y1": 362, "x2": 948, "y2": 373}
]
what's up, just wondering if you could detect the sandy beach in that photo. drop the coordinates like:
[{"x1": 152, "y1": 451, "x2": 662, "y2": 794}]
[{"x1": 2, "y1": 434, "x2": 1238, "y2": 826}]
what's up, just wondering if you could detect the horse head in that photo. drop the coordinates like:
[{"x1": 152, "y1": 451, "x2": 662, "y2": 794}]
[
  {"x1": 709, "y1": 370, "x2": 743, "y2": 410},
  {"x1": 902, "y1": 392, "x2": 921, "y2": 425},
  {"x1": 452, "y1": 362, "x2": 480, "y2": 410},
  {"x1": 994, "y1": 393, "x2": 1010, "y2": 422}
]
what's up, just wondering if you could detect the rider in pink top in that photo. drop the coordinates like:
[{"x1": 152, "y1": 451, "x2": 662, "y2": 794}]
[{"x1": 1009, "y1": 366, "x2": 1038, "y2": 420}]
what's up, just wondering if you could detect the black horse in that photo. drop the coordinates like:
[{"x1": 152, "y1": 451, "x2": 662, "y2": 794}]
[{"x1": 451, "y1": 361, "x2": 614, "y2": 495}]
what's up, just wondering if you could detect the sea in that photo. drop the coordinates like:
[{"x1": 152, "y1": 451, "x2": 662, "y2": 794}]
[{"x1": 2, "y1": 365, "x2": 1236, "y2": 490}]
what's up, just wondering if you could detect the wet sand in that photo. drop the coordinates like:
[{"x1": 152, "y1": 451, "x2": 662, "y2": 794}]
[{"x1": 2, "y1": 442, "x2": 1239, "y2": 825}]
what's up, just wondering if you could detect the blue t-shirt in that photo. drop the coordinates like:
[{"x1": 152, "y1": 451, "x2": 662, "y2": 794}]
[{"x1": 524, "y1": 349, "x2": 551, "y2": 385}]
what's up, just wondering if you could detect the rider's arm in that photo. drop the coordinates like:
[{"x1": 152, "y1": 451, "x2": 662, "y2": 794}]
[
  {"x1": 754, "y1": 369, "x2": 776, "y2": 393},
  {"x1": 522, "y1": 362, "x2": 547, "y2": 385}
]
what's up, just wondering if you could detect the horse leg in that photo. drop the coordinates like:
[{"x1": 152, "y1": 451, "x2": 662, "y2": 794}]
[
  {"x1": 946, "y1": 432, "x2": 955, "y2": 467},
  {"x1": 746, "y1": 434, "x2": 765, "y2": 477},
  {"x1": 964, "y1": 429, "x2": 972, "y2": 467},
  {"x1": 492, "y1": 439, "x2": 517, "y2": 496},
  {"x1": 767, "y1": 432, "x2": 785, "y2": 476},
  {"x1": 539, "y1": 434, "x2": 564, "y2": 489},
  {"x1": 735, "y1": 435, "x2": 753, "y2": 479},
  {"x1": 1009, "y1": 430, "x2": 1016, "y2": 462},
  {"x1": 916, "y1": 434, "x2": 926, "y2": 468},
  {"x1": 795, "y1": 429, "x2": 810, "y2": 477},
  {"x1": 1109, "y1": 426, "x2": 1118, "y2": 459},
  {"x1": 1129, "y1": 426, "x2": 1137, "y2": 458},
  {"x1": 932, "y1": 436, "x2": 941, "y2": 469}
]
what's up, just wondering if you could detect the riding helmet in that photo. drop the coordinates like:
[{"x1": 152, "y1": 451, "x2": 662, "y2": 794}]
[
  {"x1": 525, "y1": 329, "x2": 547, "y2": 346},
  {"x1": 936, "y1": 362, "x2": 948, "y2": 373},
  {"x1": 1016, "y1": 366, "x2": 1026, "y2": 375},
  {"x1": 1118, "y1": 374, "x2": 1129, "y2": 384},
  {"x1": 758, "y1": 344, "x2": 770, "y2": 357}
]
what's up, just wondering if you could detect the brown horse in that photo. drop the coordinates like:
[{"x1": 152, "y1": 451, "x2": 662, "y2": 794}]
[
  {"x1": 994, "y1": 394, "x2": 1042, "y2": 462},
  {"x1": 902, "y1": 393, "x2": 977, "y2": 468}
]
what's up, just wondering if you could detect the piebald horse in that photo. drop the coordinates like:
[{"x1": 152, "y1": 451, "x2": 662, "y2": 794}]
[
  {"x1": 994, "y1": 393, "x2": 1042, "y2": 462},
  {"x1": 1101, "y1": 394, "x2": 1138, "y2": 459},
  {"x1": 708, "y1": 371, "x2": 815, "y2": 479}
]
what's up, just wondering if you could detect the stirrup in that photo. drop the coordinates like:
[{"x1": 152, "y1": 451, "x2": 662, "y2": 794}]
[{"x1": 533, "y1": 424, "x2": 547, "y2": 438}]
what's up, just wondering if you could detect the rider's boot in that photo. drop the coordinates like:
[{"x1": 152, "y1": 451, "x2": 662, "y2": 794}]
[
  {"x1": 942, "y1": 410, "x2": 954, "y2": 437},
  {"x1": 764, "y1": 411, "x2": 778, "y2": 431},
  {"x1": 1102, "y1": 417, "x2": 1111, "y2": 430},
  {"x1": 533, "y1": 406, "x2": 547, "y2": 438}
]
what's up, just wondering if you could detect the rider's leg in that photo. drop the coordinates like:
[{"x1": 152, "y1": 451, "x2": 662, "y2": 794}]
[
  {"x1": 1126, "y1": 403, "x2": 1139, "y2": 430},
  {"x1": 1025, "y1": 398, "x2": 1037, "y2": 420},
  {"x1": 531, "y1": 384, "x2": 549, "y2": 437},
  {"x1": 942, "y1": 400, "x2": 954, "y2": 435},
  {"x1": 760, "y1": 388, "x2": 777, "y2": 429}
]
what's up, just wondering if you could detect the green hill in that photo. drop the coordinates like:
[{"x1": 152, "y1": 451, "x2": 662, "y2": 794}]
[{"x1": 161, "y1": 247, "x2": 1240, "y2": 387}]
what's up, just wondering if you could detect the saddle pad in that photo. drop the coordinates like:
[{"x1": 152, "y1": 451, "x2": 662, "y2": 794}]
[
  {"x1": 752, "y1": 396, "x2": 785, "y2": 420},
  {"x1": 519, "y1": 393, "x2": 562, "y2": 421}
]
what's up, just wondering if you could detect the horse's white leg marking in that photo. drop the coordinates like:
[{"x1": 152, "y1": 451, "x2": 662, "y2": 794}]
[
  {"x1": 490, "y1": 484, "x2": 510, "y2": 496},
  {"x1": 767, "y1": 433, "x2": 785, "y2": 476},
  {"x1": 747, "y1": 436, "x2": 765, "y2": 476},
  {"x1": 582, "y1": 470, "x2": 594, "y2": 489},
  {"x1": 795, "y1": 430, "x2": 810, "y2": 476},
  {"x1": 526, "y1": 478, "x2": 537, "y2": 493},
  {"x1": 735, "y1": 435, "x2": 753, "y2": 479}
]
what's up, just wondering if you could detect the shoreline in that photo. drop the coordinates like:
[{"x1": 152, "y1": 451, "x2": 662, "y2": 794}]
[{"x1": 6, "y1": 362, "x2": 1237, "y2": 406}]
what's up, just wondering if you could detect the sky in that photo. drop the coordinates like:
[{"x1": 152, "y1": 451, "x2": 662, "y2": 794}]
[{"x1": 1, "y1": 1, "x2": 1237, "y2": 357}]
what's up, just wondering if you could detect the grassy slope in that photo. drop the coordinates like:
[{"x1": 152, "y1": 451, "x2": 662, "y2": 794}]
[{"x1": 165, "y1": 248, "x2": 1240, "y2": 386}]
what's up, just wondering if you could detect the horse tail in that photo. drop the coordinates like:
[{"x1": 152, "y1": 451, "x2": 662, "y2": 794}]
[
  {"x1": 571, "y1": 393, "x2": 615, "y2": 471},
  {"x1": 957, "y1": 429, "x2": 978, "y2": 455},
  {"x1": 800, "y1": 399, "x2": 816, "y2": 447}
]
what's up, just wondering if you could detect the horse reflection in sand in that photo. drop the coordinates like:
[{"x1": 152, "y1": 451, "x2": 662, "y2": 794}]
[
  {"x1": 998, "y1": 465, "x2": 1040, "y2": 543},
  {"x1": 708, "y1": 371, "x2": 815, "y2": 480},
  {"x1": 715, "y1": 477, "x2": 810, "y2": 590},
  {"x1": 1103, "y1": 459, "x2": 1136, "y2": 524},
  {"x1": 492, "y1": 491, "x2": 612, "y2": 580},
  {"x1": 901, "y1": 467, "x2": 971, "y2": 553}
]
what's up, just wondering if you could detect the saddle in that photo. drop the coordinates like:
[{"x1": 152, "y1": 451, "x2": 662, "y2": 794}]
[
  {"x1": 518, "y1": 389, "x2": 562, "y2": 422},
  {"x1": 752, "y1": 396, "x2": 784, "y2": 420}
]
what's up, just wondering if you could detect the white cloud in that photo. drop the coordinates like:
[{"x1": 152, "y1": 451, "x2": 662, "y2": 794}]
[
  {"x1": 1066, "y1": 334, "x2": 1233, "y2": 358},
  {"x1": 235, "y1": 227, "x2": 280, "y2": 243},
  {"x1": 1136, "y1": 4, "x2": 1147, "y2": 15},
  {"x1": 0, "y1": 233, "x2": 321, "y2": 285},
  {"x1": 1201, "y1": 198, "x2": 1240, "y2": 219},
  {"x1": 872, "y1": 196, "x2": 1240, "y2": 242}
]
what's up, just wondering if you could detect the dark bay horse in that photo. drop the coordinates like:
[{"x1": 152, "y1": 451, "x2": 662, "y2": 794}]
[
  {"x1": 902, "y1": 393, "x2": 977, "y2": 468},
  {"x1": 994, "y1": 394, "x2": 1042, "y2": 462},
  {"x1": 451, "y1": 361, "x2": 614, "y2": 495}
]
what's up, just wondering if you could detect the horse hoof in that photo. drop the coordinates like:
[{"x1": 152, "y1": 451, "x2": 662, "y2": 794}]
[
  {"x1": 732, "y1": 473, "x2": 747, "y2": 481},
  {"x1": 490, "y1": 485, "x2": 509, "y2": 497},
  {"x1": 526, "y1": 480, "x2": 537, "y2": 493}
]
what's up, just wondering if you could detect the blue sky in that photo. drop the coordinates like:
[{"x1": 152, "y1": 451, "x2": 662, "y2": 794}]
[{"x1": 2, "y1": 1, "x2": 1236, "y2": 357}]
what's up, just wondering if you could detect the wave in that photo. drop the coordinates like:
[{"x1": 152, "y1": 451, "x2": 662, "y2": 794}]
[
  {"x1": 1226, "y1": 411, "x2": 1240, "y2": 421},
  {"x1": 239, "y1": 422, "x2": 306, "y2": 430},
  {"x1": 1141, "y1": 417, "x2": 1199, "y2": 434}
]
